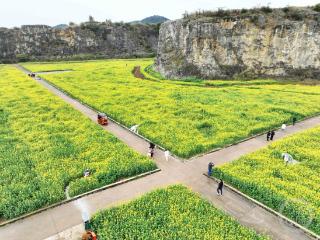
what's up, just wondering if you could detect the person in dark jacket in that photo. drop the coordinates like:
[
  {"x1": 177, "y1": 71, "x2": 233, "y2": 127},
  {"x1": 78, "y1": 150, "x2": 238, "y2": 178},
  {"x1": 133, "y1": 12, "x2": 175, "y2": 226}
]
[
  {"x1": 292, "y1": 117, "x2": 297, "y2": 126},
  {"x1": 208, "y1": 162, "x2": 214, "y2": 176},
  {"x1": 149, "y1": 142, "x2": 155, "y2": 150},
  {"x1": 148, "y1": 147, "x2": 155, "y2": 158},
  {"x1": 270, "y1": 130, "x2": 275, "y2": 141},
  {"x1": 217, "y1": 179, "x2": 224, "y2": 196},
  {"x1": 267, "y1": 131, "x2": 271, "y2": 141},
  {"x1": 148, "y1": 142, "x2": 155, "y2": 158}
]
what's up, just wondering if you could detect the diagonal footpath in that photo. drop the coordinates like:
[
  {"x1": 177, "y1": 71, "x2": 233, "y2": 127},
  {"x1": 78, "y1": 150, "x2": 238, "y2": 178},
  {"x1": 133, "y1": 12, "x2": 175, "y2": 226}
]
[{"x1": 1, "y1": 65, "x2": 319, "y2": 240}]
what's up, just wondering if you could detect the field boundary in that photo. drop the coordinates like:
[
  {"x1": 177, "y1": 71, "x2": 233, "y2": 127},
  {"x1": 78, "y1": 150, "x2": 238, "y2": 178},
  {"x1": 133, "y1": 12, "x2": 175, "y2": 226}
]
[
  {"x1": 34, "y1": 70, "x2": 73, "y2": 74},
  {"x1": 0, "y1": 169, "x2": 161, "y2": 227},
  {"x1": 204, "y1": 174, "x2": 320, "y2": 240}
]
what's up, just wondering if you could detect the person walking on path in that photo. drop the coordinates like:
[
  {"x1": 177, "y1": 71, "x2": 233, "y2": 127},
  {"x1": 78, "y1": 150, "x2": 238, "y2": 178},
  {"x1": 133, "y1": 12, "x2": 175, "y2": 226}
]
[
  {"x1": 292, "y1": 117, "x2": 297, "y2": 126},
  {"x1": 270, "y1": 130, "x2": 275, "y2": 141},
  {"x1": 281, "y1": 124, "x2": 287, "y2": 131},
  {"x1": 267, "y1": 131, "x2": 271, "y2": 141},
  {"x1": 148, "y1": 148, "x2": 155, "y2": 158},
  {"x1": 217, "y1": 179, "x2": 224, "y2": 196},
  {"x1": 208, "y1": 162, "x2": 214, "y2": 176},
  {"x1": 149, "y1": 142, "x2": 155, "y2": 150},
  {"x1": 164, "y1": 150, "x2": 170, "y2": 161},
  {"x1": 148, "y1": 142, "x2": 155, "y2": 158}
]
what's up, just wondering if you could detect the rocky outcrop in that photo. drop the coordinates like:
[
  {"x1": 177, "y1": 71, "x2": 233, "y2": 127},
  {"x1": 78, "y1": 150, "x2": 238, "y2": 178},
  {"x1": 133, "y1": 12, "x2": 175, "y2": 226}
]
[
  {"x1": 0, "y1": 22, "x2": 159, "y2": 62},
  {"x1": 156, "y1": 8, "x2": 320, "y2": 79}
]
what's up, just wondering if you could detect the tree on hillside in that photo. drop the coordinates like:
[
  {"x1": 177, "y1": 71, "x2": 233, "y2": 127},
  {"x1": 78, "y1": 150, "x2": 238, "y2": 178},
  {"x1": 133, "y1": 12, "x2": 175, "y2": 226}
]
[{"x1": 314, "y1": 4, "x2": 320, "y2": 12}]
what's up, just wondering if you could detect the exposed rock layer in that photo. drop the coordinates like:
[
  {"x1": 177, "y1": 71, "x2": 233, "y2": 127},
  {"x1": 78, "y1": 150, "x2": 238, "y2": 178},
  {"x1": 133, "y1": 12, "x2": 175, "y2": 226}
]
[
  {"x1": 0, "y1": 23, "x2": 159, "y2": 62},
  {"x1": 156, "y1": 10, "x2": 320, "y2": 79}
]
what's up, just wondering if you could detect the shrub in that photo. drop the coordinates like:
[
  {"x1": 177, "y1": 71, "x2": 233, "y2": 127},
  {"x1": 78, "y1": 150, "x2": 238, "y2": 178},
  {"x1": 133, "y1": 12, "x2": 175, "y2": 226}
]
[
  {"x1": 260, "y1": 6, "x2": 273, "y2": 13},
  {"x1": 241, "y1": 8, "x2": 248, "y2": 14},
  {"x1": 16, "y1": 54, "x2": 30, "y2": 62},
  {"x1": 283, "y1": 7, "x2": 290, "y2": 13}
]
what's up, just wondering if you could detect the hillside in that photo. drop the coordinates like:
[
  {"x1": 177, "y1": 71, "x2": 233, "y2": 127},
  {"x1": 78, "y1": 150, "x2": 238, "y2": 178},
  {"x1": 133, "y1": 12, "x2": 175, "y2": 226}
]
[
  {"x1": 141, "y1": 15, "x2": 169, "y2": 24},
  {"x1": 131, "y1": 15, "x2": 169, "y2": 25}
]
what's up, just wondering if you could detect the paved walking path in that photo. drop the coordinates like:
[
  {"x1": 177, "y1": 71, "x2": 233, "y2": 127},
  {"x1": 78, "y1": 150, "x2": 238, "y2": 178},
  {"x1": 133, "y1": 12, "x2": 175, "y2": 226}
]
[{"x1": 2, "y1": 65, "x2": 320, "y2": 240}]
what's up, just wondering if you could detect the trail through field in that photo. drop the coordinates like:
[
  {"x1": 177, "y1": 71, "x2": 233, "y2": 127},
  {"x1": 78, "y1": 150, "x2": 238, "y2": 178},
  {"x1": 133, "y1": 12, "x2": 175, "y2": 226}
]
[
  {"x1": 1, "y1": 64, "x2": 320, "y2": 240},
  {"x1": 34, "y1": 70, "x2": 73, "y2": 74}
]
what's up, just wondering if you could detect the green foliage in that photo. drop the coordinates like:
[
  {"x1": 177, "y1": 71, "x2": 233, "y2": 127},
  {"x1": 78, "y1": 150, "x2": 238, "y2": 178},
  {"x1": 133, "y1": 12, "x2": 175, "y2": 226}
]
[
  {"x1": 214, "y1": 126, "x2": 320, "y2": 235},
  {"x1": 313, "y1": 4, "x2": 320, "y2": 12},
  {"x1": 16, "y1": 54, "x2": 30, "y2": 62},
  {"x1": 22, "y1": 59, "x2": 320, "y2": 158},
  {"x1": 91, "y1": 185, "x2": 269, "y2": 240},
  {"x1": 0, "y1": 65, "x2": 156, "y2": 219},
  {"x1": 144, "y1": 64, "x2": 166, "y2": 80},
  {"x1": 260, "y1": 6, "x2": 273, "y2": 14},
  {"x1": 241, "y1": 8, "x2": 248, "y2": 14},
  {"x1": 283, "y1": 7, "x2": 290, "y2": 13}
]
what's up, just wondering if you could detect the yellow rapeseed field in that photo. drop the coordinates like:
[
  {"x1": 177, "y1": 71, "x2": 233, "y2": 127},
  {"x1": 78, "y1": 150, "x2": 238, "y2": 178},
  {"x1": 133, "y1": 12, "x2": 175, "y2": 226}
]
[
  {"x1": 23, "y1": 59, "x2": 320, "y2": 158},
  {"x1": 214, "y1": 126, "x2": 320, "y2": 235},
  {"x1": 91, "y1": 185, "x2": 269, "y2": 240},
  {"x1": 0, "y1": 65, "x2": 156, "y2": 219}
]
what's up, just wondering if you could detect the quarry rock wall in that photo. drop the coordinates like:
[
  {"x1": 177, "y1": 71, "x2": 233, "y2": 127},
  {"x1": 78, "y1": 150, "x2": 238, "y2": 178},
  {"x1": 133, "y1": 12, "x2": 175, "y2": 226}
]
[
  {"x1": 0, "y1": 23, "x2": 159, "y2": 62},
  {"x1": 157, "y1": 10, "x2": 320, "y2": 79}
]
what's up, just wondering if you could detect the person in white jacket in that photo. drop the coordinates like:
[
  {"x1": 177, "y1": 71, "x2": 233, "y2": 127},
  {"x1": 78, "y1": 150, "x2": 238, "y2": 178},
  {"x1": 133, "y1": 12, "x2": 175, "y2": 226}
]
[
  {"x1": 130, "y1": 125, "x2": 139, "y2": 134},
  {"x1": 282, "y1": 153, "x2": 298, "y2": 165},
  {"x1": 164, "y1": 150, "x2": 170, "y2": 161}
]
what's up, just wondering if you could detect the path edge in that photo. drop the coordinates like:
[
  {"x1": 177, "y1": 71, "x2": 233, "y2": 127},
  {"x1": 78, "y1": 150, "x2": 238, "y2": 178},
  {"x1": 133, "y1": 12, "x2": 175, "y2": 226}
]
[
  {"x1": 204, "y1": 174, "x2": 320, "y2": 240},
  {"x1": 0, "y1": 169, "x2": 161, "y2": 228}
]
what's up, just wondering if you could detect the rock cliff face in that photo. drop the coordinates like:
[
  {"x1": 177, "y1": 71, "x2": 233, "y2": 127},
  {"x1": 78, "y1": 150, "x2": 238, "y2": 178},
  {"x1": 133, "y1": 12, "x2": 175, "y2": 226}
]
[
  {"x1": 0, "y1": 23, "x2": 159, "y2": 62},
  {"x1": 156, "y1": 8, "x2": 320, "y2": 79}
]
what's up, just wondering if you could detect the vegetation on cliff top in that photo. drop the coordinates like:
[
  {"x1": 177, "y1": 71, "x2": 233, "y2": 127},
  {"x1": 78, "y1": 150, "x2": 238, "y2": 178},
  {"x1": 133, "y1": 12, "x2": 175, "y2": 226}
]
[{"x1": 183, "y1": 5, "x2": 320, "y2": 22}]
